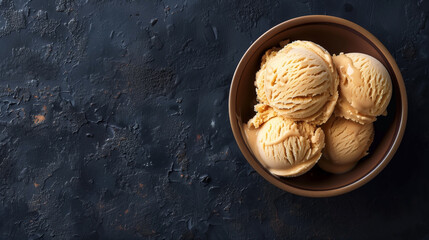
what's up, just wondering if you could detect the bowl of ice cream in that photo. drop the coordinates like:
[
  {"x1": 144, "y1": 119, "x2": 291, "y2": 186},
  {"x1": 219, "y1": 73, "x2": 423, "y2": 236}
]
[{"x1": 229, "y1": 15, "x2": 407, "y2": 197}]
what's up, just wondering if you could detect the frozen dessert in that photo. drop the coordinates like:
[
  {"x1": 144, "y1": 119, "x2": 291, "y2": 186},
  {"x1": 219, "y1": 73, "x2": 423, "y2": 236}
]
[
  {"x1": 333, "y1": 53, "x2": 392, "y2": 124},
  {"x1": 245, "y1": 116, "x2": 325, "y2": 177},
  {"x1": 318, "y1": 116, "x2": 374, "y2": 174},
  {"x1": 244, "y1": 40, "x2": 392, "y2": 177},
  {"x1": 255, "y1": 40, "x2": 339, "y2": 125}
]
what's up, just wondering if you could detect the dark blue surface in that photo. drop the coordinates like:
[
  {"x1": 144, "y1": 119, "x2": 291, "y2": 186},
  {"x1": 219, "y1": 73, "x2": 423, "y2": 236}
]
[{"x1": 0, "y1": 0, "x2": 428, "y2": 239}]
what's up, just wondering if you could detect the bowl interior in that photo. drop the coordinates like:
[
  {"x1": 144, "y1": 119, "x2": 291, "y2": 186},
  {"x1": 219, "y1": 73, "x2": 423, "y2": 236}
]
[{"x1": 233, "y1": 19, "x2": 403, "y2": 193}]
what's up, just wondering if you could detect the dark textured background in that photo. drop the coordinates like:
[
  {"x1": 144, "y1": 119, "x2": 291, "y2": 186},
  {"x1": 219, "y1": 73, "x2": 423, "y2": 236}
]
[{"x1": 0, "y1": 0, "x2": 428, "y2": 239}]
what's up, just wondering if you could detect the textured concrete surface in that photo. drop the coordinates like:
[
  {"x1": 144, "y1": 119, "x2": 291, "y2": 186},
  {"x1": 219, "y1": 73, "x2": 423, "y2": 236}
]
[{"x1": 0, "y1": 0, "x2": 428, "y2": 239}]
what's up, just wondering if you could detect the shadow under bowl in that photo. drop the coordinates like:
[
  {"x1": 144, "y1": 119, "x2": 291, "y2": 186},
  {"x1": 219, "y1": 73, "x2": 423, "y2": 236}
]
[{"x1": 229, "y1": 15, "x2": 407, "y2": 197}]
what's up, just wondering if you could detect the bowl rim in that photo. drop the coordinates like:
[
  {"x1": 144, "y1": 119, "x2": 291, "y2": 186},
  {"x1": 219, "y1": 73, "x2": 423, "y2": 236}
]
[{"x1": 228, "y1": 15, "x2": 408, "y2": 197}]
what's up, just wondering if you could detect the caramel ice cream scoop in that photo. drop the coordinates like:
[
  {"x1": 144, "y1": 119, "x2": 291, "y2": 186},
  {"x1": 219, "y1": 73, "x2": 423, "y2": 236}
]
[
  {"x1": 333, "y1": 53, "x2": 392, "y2": 124},
  {"x1": 319, "y1": 116, "x2": 374, "y2": 174},
  {"x1": 255, "y1": 40, "x2": 338, "y2": 125},
  {"x1": 245, "y1": 116, "x2": 325, "y2": 177}
]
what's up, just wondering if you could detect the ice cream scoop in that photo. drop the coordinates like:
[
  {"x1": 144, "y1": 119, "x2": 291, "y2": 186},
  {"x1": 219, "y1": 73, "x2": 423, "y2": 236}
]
[
  {"x1": 245, "y1": 116, "x2": 325, "y2": 177},
  {"x1": 319, "y1": 116, "x2": 374, "y2": 174},
  {"x1": 255, "y1": 40, "x2": 338, "y2": 125},
  {"x1": 333, "y1": 53, "x2": 392, "y2": 124}
]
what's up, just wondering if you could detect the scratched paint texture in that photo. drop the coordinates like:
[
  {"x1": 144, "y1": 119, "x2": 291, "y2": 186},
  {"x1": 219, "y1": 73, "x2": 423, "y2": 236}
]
[{"x1": 0, "y1": 0, "x2": 428, "y2": 239}]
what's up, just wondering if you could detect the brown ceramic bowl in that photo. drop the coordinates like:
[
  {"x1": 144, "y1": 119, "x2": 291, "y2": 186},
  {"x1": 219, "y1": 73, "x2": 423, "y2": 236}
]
[{"x1": 229, "y1": 15, "x2": 407, "y2": 197}]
